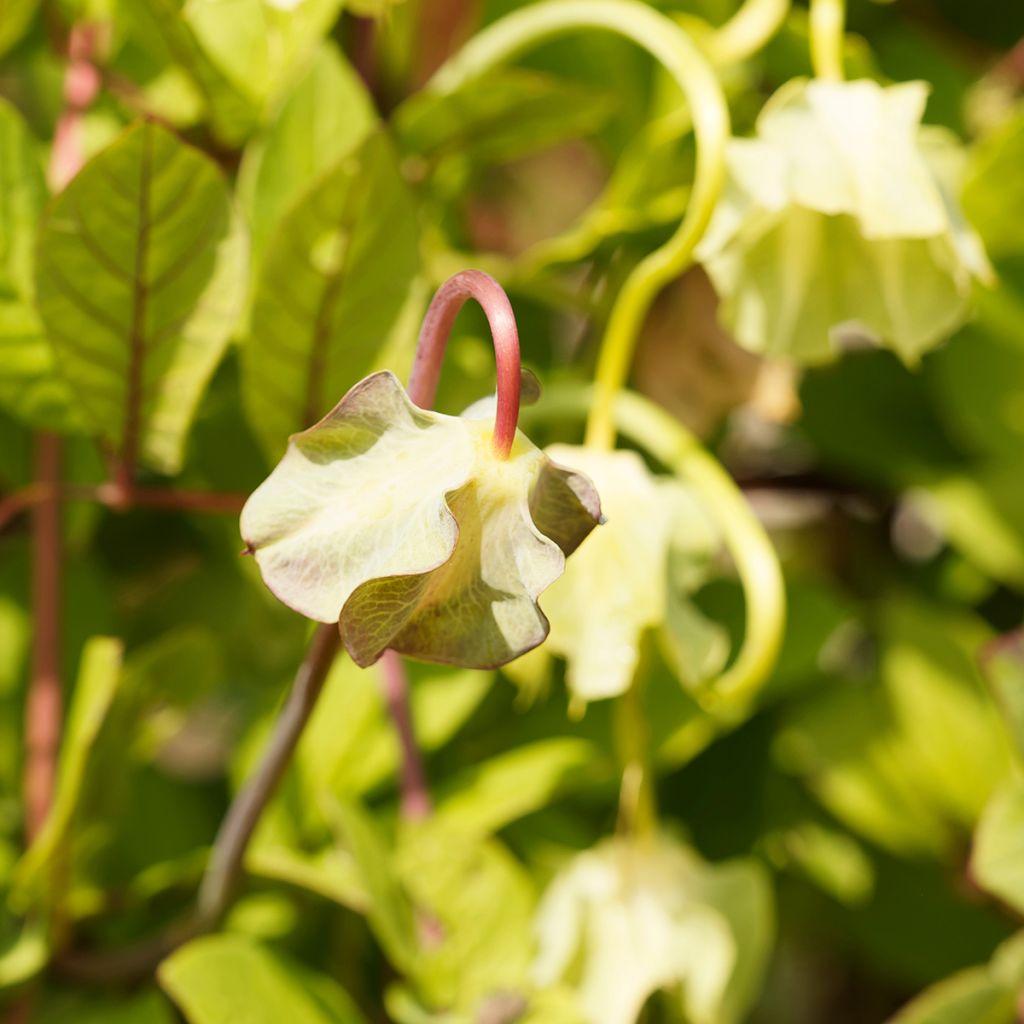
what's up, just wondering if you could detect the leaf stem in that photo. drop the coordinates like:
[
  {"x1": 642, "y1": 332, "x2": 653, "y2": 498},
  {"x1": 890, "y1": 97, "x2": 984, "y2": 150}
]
[
  {"x1": 0, "y1": 484, "x2": 246, "y2": 527},
  {"x1": 615, "y1": 660, "x2": 656, "y2": 839},
  {"x1": 810, "y1": 0, "x2": 846, "y2": 80},
  {"x1": 409, "y1": 269, "x2": 521, "y2": 459},
  {"x1": 378, "y1": 652, "x2": 432, "y2": 821},
  {"x1": 196, "y1": 624, "x2": 340, "y2": 927},
  {"x1": 24, "y1": 434, "x2": 63, "y2": 843},
  {"x1": 703, "y1": 0, "x2": 790, "y2": 66},
  {"x1": 427, "y1": 0, "x2": 730, "y2": 452}
]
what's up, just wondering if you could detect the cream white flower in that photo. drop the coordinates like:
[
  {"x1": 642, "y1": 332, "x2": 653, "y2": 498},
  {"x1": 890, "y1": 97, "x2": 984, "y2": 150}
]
[{"x1": 697, "y1": 78, "x2": 991, "y2": 364}]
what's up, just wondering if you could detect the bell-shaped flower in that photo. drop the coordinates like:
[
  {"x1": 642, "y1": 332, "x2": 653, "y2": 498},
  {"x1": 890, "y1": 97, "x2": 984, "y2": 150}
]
[
  {"x1": 533, "y1": 834, "x2": 772, "y2": 1024},
  {"x1": 696, "y1": 78, "x2": 992, "y2": 364},
  {"x1": 241, "y1": 370, "x2": 601, "y2": 670},
  {"x1": 535, "y1": 445, "x2": 719, "y2": 703}
]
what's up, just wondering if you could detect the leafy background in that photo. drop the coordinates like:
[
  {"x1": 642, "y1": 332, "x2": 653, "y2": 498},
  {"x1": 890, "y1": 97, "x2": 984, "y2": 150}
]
[{"x1": 0, "y1": 0, "x2": 1023, "y2": 1022}]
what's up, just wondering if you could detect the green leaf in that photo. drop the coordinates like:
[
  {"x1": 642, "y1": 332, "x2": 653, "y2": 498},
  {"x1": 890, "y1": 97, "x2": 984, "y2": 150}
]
[
  {"x1": 297, "y1": 654, "x2": 490, "y2": 800},
  {"x1": 159, "y1": 933, "x2": 366, "y2": 1024},
  {"x1": 0, "y1": 98, "x2": 81, "y2": 431},
  {"x1": 964, "y1": 108, "x2": 1024, "y2": 258},
  {"x1": 983, "y1": 633, "x2": 1024, "y2": 760},
  {"x1": 433, "y1": 738, "x2": 606, "y2": 836},
  {"x1": 0, "y1": 0, "x2": 37, "y2": 58},
  {"x1": 237, "y1": 41, "x2": 376, "y2": 268},
  {"x1": 973, "y1": 779, "x2": 1024, "y2": 915},
  {"x1": 242, "y1": 131, "x2": 421, "y2": 461},
  {"x1": 776, "y1": 600, "x2": 1012, "y2": 858},
  {"x1": 697, "y1": 78, "x2": 989, "y2": 363},
  {"x1": 395, "y1": 68, "x2": 614, "y2": 194},
  {"x1": 921, "y1": 462, "x2": 1024, "y2": 590},
  {"x1": 241, "y1": 370, "x2": 600, "y2": 669},
  {"x1": 396, "y1": 826, "x2": 536, "y2": 1013},
  {"x1": 127, "y1": 0, "x2": 259, "y2": 145},
  {"x1": 0, "y1": 921, "x2": 48, "y2": 993},
  {"x1": 327, "y1": 799, "x2": 417, "y2": 972},
  {"x1": 888, "y1": 930, "x2": 1024, "y2": 1024},
  {"x1": 13, "y1": 636, "x2": 123, "y2": 907},
  {"x1": 35, "y1": 120, "x2": 247, "y2": 475},
  {"x1": 889, "y1": 968, "x2": 1015, "y2": 1024}
]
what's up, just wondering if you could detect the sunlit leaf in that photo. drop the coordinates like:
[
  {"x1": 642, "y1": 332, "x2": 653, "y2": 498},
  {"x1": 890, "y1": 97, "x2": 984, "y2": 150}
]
[
  {"x1": 396, "y1": 825, "x2": 536, "y2": 1013},
  {"x1": 0, "y1": 0, "x2": 37, "y2": 58},
  {"x1": 0, "y1": 98, "x2": 81, "y2": 431},
  {"x1": 396, "y1": 68, "x2": 614, "y2": 198},
  {"x1": 433, "y1": 738, "x2": 607, "y2": 836},
  {"x1": 159, "y1": 933, "x2": 366, "y2": 1024},
  {"x1": 13, "y1": 636, "x2": 123, "y2": 908},
  {"x1": 327, "y1": 799, "x2": 417, "y2": 971},
  {"x1": 982, "y1": 632, "x2": 1024, "y2": 761},
  {"x1": 237, "y1": 40, "x2": 376, "y2": 268},
  {"x1": 0, "y1": 921, "x2": 47, "y2": 993},
  {"x1": 697, "y1": 78, "x2": 990, "y2": 363},
  {"x1": 776, "y1": 600, "x2": 1012, "y2": 858},
  {"x1": 241, "y1": 132, "x2": 421, "y2": 462},
  {"x1": 889, "y1": 931, "x2": 1024, "y2": 1024},
  {"x1": 35, "y1": 120, "x2": 247, "y2": 475},
  {"x1": 964, "y1": 107, "x2": 1024, "y2": 258},
  {"x1": 241, "y1": 371, "x2": 601, "y2": 669},
  {"x1": 127, "y1": 0, "x2": 259, "y2": 145},
  {"x1": 973, "y1": 780, "x2": 1024, "y2": 916}
]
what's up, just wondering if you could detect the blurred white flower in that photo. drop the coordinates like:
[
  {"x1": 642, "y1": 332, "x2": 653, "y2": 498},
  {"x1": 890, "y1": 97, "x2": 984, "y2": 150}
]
[
  {"x1": 533, "y1": 834, "x2": 772, "y2": 1024},
  {"x1": 697, "y1": 78, "x2": 991, "y2": 364}
]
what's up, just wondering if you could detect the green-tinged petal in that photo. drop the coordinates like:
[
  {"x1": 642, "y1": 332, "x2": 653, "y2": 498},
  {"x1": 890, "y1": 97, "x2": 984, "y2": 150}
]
[
  {"x1": 241, "y1": 372, "x2": 601, "y2": 669},
  {"x1": 538, "y1": 446, "x2": 676, "y2": 701},
  {"x1": 533, "y1": 834, "x2": 772, "y2": 1024},
  {"x1": 697, "y1": 78, "x2": 988, "y2": 364}
]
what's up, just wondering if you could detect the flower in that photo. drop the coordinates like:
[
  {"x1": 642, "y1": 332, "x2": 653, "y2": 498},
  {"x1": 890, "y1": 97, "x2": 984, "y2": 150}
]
[
  {"x1": 696, "y1": 78, "x2": 991, "y2": 364},
  {"x1": 533, "y1": 834, "x2": 772, "y2": 1024},
  {"x1": 534, "y1": 445, "x2": 722, "y2": 703},
  {"x1": 241, "y1": 370, "x2": 601, "y2": 669}
]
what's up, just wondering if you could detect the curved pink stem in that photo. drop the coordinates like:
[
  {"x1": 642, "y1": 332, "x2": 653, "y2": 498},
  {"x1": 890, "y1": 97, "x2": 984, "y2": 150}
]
[{"x1": 408, "y1": 270, "x2": 521, "y2": 459}]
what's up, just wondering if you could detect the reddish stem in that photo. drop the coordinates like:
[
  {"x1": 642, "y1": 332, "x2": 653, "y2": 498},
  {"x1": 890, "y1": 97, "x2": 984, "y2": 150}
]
[
  {"x1": 409, "y1": 269, "x2": 522, "y2": 459},
  {"x1": 378, "y1": 652, "x2": 431, "y2": 821},
  {"x1": 25, "y1": 433, "x2": 62, "y2": 842}
]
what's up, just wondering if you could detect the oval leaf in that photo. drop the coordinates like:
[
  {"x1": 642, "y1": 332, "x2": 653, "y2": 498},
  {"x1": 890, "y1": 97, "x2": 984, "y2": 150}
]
[
  {"x1": 0, "y1": 99, "x2": 81, "y2": 431},
  {"x1": 242, "y1": 131, "x2": 421, "y2": 462},
  {"x1": 35, "y1": 120, "x2": 247, "y2": 475}
]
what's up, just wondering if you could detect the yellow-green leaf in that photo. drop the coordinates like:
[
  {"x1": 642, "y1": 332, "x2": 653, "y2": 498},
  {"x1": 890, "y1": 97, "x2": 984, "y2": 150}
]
[
  {"x1": 241, "y1": 132, "x2": 421, "y2": 462},
  {"x1": 0, "y1": 98, "x2": 82, "y2": 431}
]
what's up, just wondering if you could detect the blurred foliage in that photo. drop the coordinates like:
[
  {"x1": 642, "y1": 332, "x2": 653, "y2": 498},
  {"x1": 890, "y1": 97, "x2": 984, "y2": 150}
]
[{"x1": 0, "y1": 0, "x2": 1022, "y2": 1022}]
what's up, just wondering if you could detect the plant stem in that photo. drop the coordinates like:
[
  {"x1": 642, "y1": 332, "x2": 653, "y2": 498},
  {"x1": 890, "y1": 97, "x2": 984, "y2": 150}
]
[
  {"x1": 615, "y1": 662, "x2": 656, "y2": 839},
  {"x1": 810, "y1": 0, "x2": 846, "y2": 80},
  {"x1": 196, "y1": 624, "x2": 340, "y2": 927},
  {"x1": 0, "y1": 484, "x2": 246, "y2": 529},
  {"x1": 427, "y1": 0, "x2": 730, "y2": 452},
  {"x1": 408, "y1": 269, "x2": 521, "y2": 458},
  {"x1": 24, "y1": 434, "x2": 62, "y2": 843},
  {"x1": 704, "y1": 0, "x2": 790, "y2": 66},
  {"x1": 378, "y1": 652, "x2": 431, "y2": 820}
]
